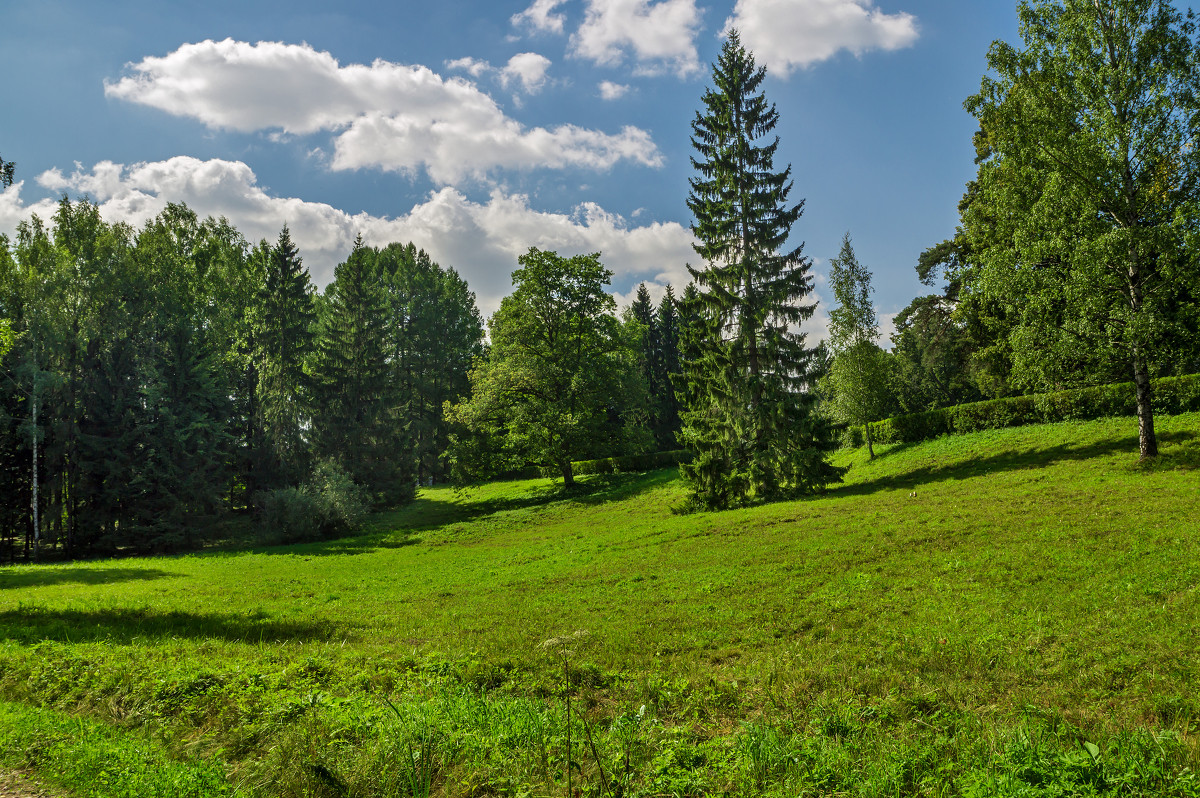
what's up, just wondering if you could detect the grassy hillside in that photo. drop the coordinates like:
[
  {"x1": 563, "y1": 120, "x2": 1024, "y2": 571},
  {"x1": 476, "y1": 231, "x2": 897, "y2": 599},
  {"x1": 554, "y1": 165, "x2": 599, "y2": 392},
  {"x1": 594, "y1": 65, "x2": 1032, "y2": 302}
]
[{"x1": 1, "y1": 413, "x2": 1198, "y2": 797}]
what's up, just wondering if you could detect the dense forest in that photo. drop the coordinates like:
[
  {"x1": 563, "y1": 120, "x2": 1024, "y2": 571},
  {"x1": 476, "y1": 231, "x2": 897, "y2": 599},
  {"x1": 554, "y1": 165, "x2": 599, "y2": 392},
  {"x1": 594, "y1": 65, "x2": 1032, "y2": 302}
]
[{"x1": 3, "y1": 0, "x2": 1200, "y2": 559}]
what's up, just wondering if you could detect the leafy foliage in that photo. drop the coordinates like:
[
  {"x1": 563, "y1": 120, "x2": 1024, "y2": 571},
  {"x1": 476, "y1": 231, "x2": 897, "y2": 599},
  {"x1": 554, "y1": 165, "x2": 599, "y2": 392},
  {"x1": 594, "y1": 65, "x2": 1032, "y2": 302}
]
[
  {"x1": 963, "y1": 0, "x2": 1200, "y2": 457},
  {"x1": 447, "y1": 248, "x2": 642, "y2": 486},
  {"x1": 821, "y1": 234, "x2": 896, "y2": 458},
  {"x1": 0, "y1": 199, "x2": 481, "y2": 558},
  {"x1": 856, "y1": 372, "x2": 1200, "y2": 446}
]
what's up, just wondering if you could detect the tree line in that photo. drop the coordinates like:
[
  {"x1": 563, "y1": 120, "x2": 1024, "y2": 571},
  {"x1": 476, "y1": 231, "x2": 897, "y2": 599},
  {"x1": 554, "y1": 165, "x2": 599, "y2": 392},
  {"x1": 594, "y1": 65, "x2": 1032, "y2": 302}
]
[
  {"x1": 3, "y1": 0, "x2": 1200, "y2": 558},
  {"x1": 0, "y1": 202, "x2": 485, "y2": 558}
]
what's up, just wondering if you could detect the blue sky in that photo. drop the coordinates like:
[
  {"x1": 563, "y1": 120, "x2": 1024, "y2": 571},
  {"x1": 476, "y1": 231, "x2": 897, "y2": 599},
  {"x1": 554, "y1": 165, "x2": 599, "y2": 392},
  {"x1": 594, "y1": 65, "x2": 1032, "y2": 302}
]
[{"x1": 0, "y1": 0, "x2": 1019, "y2": 338}]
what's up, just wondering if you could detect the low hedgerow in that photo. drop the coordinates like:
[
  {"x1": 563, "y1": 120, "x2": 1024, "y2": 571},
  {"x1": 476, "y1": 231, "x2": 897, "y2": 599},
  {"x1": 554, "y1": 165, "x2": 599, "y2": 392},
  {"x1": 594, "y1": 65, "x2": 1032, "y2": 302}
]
[
  {"x1": 543, "y1": 449, "x2": 694, "y2": 478},
  {"x1": 853, "y1": 373, "x2": 1200, "y2": 446}
]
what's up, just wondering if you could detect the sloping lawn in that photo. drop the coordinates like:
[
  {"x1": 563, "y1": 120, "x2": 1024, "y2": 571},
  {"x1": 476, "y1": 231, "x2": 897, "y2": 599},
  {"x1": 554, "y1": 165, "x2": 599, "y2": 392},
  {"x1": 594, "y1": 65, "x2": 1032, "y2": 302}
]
[{"x1": 1, "y1": 413, "x2": 1198, "y2": 796}]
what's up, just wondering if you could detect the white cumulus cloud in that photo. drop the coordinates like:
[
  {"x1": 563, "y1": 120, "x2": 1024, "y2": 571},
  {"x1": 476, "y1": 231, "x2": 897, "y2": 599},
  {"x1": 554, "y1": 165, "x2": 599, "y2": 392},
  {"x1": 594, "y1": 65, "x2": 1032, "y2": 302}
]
[
  {"x1": 446, "y1": 52, "x2": 553, "y2": 95},
  {"x1": 105, "y1": 39, "x2": 660, "y2": 183},
  {"x1": 9, "y1": 157, "x2": 696, "y2": 316},
  {"x1": 598, "y1": 80, "x2": 631, "y2": 100},
  {"x1": 724, "y1": 0, "x2": 919, "y2": 75},
  {"x1": 571, "y1": 0, "x2": 703, "y2": 77},
  {"x1": 511, "y1": 0, "x2": 570, "y2": 34},
  {"x1": 500, "y1": 52, "x2": 553, "y2": 93},
  {"x1": 444, "y1": 56, "x2": 493, "y2": 78}
]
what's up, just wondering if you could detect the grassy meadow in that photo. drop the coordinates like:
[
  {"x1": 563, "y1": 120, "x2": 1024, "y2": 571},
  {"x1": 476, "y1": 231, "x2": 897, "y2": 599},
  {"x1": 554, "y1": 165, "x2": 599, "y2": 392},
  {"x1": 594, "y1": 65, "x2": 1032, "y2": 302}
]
[{"x1": 1, "y1": 413, "x2": 1199, "y2": 797}]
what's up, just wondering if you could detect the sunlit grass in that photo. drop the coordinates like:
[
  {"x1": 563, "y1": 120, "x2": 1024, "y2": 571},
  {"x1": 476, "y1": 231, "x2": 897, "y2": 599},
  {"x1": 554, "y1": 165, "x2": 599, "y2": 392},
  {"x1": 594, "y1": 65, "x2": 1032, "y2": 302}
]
[{"x1": 1, "y1": 413, "x2": 1198, "y2": 796}]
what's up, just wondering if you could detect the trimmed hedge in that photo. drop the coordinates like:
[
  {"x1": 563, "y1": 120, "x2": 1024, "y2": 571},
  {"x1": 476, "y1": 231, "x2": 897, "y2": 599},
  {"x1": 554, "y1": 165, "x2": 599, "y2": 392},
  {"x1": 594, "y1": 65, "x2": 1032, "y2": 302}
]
[
  {"x1": 538, "y1": 449, "x2": 694, "y2": 478},
  {"x1": 854, "y1": 373, "x2": 1200, "y2": 447}
]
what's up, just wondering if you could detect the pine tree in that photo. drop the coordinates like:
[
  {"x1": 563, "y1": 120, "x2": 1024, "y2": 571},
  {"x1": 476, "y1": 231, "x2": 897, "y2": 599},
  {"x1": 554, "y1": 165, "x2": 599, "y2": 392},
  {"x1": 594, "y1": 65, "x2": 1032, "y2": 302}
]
[
  {"x1": 680, "y1": 31, "x2": 841, "y2": 508},
  {"x1": 257, "y1": 226, "x2": 316, "y2": 488}
]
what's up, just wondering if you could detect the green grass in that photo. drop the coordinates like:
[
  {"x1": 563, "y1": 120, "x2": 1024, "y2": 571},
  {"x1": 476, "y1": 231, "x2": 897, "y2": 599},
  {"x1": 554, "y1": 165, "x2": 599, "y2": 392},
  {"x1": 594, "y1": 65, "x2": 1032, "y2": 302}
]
[{"x1": 1, "y1": 413, "x2": 1199, "y2": 796}]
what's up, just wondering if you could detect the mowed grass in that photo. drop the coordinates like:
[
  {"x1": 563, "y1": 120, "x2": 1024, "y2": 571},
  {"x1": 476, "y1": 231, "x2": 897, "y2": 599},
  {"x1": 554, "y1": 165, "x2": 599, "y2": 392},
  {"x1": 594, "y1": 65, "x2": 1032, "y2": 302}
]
[{"x1": 1, "y1": 413, "x2": 1199, "y2": 796}]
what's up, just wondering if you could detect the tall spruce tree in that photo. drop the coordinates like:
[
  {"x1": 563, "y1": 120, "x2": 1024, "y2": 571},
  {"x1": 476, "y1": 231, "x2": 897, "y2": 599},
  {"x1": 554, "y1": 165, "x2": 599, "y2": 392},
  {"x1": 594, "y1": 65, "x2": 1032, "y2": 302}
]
[
  {"x1": 651, "y1": 285, "x2": 682, "y2": 448},
  {"x1": 627, "y1": 283, "x2": 659, "y2": 434},
  {"x1": 257, "y1": 226, "x2": 316, "y2": 488},
  {"x1": 312, "y1": 237, "x2": 413, "y2": 504},
  {"x1": 680, "y1": 31, "x2": 840, "y2": 508}
]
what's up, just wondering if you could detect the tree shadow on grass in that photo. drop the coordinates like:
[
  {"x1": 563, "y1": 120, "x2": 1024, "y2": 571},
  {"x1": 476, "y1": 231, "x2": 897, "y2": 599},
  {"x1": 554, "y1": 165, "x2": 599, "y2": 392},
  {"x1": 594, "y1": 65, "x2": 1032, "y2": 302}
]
[
  {"x1": 570, "y1": 468, "x2": 680, "y2": 506},
  {"x1": 830, "y1": 429, "x2": 1198, "y2": 499},
  {"x1": 0, "y1": 606, "x2": 346, "y2": 644},
  {"x1": 262, "y1": 470, "x2": 675, "y2": 557},
  {"x1": 0, "y1": 567, "x2": 177, "y2": 590}
]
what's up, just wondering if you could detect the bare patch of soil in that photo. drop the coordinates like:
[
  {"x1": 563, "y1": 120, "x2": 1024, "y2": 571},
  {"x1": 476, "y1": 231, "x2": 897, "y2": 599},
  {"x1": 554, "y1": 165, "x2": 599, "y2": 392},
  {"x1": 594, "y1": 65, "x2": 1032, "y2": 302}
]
[{"x1": 0, "y1": 771, "x2": 63, "y2": 798}]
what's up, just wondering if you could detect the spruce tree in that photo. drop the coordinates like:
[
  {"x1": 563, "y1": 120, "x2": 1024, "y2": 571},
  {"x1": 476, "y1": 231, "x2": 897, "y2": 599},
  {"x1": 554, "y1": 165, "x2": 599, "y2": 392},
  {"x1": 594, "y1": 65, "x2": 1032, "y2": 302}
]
[
  {"x1": 257, "y1": 226, "x2": 316, "y2": 488},
  {"x1": 680, "y1": 31, "x2": 840, "y2": 508},
  {"x1": 628, "y1": 283, "x2": 659, "y2": 434},
  {"x1": 312, "y1": 237, "x2": 413, "y2": 504},
  {"x1": 652, "y1": 285, "x2": 682, "y2": 448}
]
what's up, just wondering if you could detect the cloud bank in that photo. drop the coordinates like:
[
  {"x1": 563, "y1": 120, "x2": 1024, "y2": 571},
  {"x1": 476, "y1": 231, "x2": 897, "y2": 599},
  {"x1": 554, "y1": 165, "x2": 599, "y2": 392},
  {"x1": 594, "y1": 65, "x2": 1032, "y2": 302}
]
[
  {"x1": 7, "y1": 157, "x2": 695, "y2": 315},
  {"x1": 105, "y1": 39, "x2": 661, "y2": 183}
]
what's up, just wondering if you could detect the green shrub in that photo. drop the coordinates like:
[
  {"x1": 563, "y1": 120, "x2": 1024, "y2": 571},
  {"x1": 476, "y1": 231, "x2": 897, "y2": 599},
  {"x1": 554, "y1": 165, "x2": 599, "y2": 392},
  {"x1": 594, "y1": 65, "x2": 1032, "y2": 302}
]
[
  {"x1": 859, "y1": 373, "x2": 1200, "y2": 448},
  {"x1": 257, "y1": 463, "x2": 369, "y2": 545},
  {"x1": 258, "y1": 488, "x2": 323, "y2": 545},
  {"x1": 307, "y1": 460, "x2": 369, "y2": 535}
]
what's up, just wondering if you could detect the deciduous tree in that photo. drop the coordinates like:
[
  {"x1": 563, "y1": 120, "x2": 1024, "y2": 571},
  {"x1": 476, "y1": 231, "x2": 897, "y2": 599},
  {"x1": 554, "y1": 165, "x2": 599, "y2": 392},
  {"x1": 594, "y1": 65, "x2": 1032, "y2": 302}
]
[
  {"x1": 965, "y1": 0, "x2": 1200, "y2": 458},
  {"x1": 447, "y1": 249, "x2": 631, "y2": 486},
  {"x1": 822, "y1": 233, "x2": 894, "y2": 459}
]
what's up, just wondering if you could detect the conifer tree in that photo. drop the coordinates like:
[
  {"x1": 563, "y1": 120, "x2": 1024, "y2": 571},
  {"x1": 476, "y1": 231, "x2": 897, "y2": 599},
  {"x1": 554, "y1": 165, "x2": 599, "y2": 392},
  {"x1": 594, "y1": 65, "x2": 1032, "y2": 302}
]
[
  {"x1": 651, "y1": 285, "x2": 682, "y2": 448},
  {"x1": 257, "y1": 226, "x2": 316, "y2": 487},
  {"x1": 375, "y1": 243, "x2": 483, "y2": 485},
  {"x1": 680, "y1": 31, "x2": 840, "y2": 508},
  {"x1": 627, "y1": 283, "x2": 659, "y2": 430},
  {"x1": 312, "y1": 237, "x2": 413, "y2": 504}
]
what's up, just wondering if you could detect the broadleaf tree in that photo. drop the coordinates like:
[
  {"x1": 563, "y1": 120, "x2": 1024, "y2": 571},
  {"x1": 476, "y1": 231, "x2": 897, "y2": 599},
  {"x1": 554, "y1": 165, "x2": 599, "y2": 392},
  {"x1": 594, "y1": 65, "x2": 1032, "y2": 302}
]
[
  {"x1": 446, "y1": 248, "x2": 632, "y2": 487},
  {"x1": 822, "y1": 233, "x2": 895, "y2": 459},
  {"x1": 964, "y1": 0, "x2": 1200, "y2": 459},
  {"x1": 679, "y1": 30, "x2": 841, "y2": 508}
]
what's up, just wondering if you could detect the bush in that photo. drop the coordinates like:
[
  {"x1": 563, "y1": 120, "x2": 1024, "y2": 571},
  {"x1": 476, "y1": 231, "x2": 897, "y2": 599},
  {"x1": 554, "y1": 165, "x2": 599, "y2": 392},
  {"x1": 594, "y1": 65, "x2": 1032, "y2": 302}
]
[
  {"x1": 257, "y1": 462, "x2": 369, "y2": 545},
  {"x1": 307, "y1": 460, "x2": 369, "y2": 535},
  {"x1": 258, "y1": 488, "x2": 323, "y2": 545},
  {"x1": 859, "y1": 373, "x2": 1200, "y2": 447}
]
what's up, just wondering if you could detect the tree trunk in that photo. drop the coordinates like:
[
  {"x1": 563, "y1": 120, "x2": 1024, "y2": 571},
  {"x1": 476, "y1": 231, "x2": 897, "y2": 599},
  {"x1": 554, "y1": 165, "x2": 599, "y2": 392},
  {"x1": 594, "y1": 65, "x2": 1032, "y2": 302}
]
[
  {"x1": 1132, "y1": 352, "x2": 1157, "y2": 459},
  {"x1": 560, "y1": 460, "x2": 575, "y2": 487},
  {"x1": 1125, "y1": 237, "x2": 1157, "y2": 460},
  {"x1": 866, "y1": 422, "x2": 875, "y2": 460}
]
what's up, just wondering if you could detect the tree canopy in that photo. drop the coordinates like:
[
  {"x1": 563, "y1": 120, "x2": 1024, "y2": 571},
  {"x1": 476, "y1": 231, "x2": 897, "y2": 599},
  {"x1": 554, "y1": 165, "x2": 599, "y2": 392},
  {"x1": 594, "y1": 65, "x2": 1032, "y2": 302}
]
[
  {"x1": 964, "y1": 0, "x2": 1200, "y2": 458},
  {"x1": 447, "y1": 248, "x2": 640, "y2": 487},
  {"x1": 822, "y1": 233, "x2": 894, "y2": 459}
]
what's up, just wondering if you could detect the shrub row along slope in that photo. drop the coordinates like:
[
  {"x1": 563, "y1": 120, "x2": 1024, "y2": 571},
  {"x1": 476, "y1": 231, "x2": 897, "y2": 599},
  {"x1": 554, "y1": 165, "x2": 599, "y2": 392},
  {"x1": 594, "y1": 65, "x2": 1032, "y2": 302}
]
[
  {"x1": 849, "y1": 373, "x2": 1200, "y2": 447},
  {"x1": 0, "y1": 413, "x2": 1198, "y2": 796}
]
